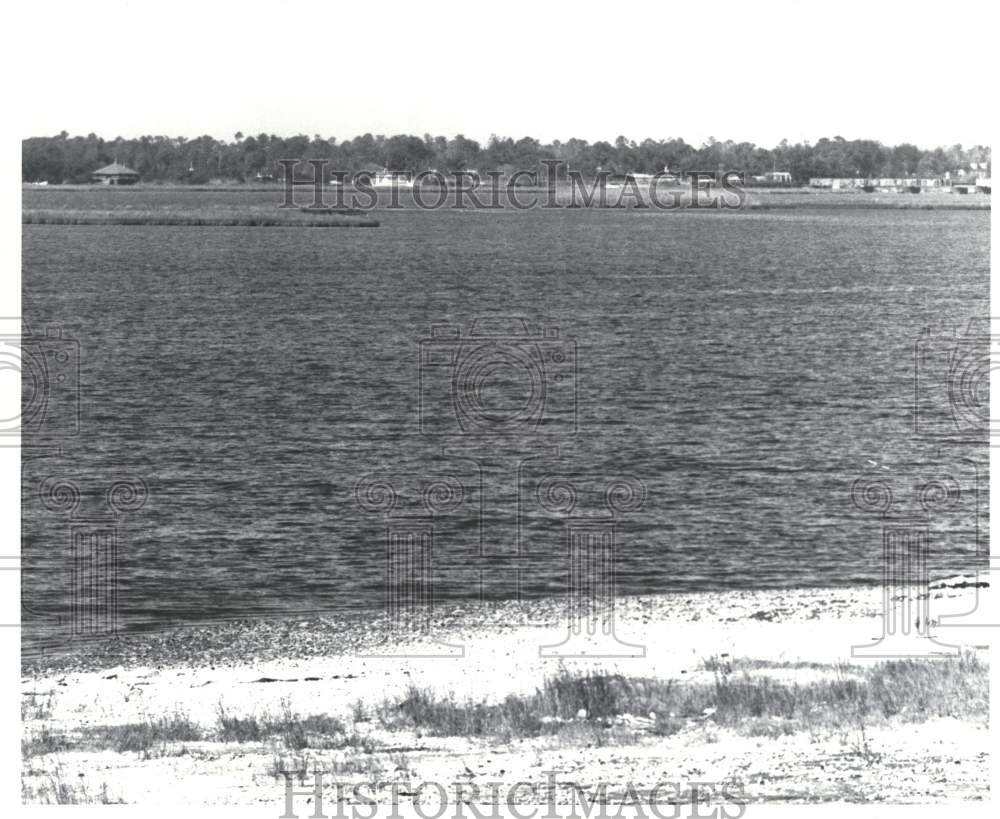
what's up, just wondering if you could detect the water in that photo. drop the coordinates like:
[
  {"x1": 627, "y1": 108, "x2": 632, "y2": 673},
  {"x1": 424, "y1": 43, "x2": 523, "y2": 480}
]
[{"x1": 20, "y1": 197, "x2": 990, "y2": 649}]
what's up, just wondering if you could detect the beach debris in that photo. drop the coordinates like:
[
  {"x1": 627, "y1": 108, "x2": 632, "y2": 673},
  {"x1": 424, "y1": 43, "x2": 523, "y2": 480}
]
[
  {"x1": 610, "y1": 713, "x2": 656, "y2": 729},
  {"x1": 575, "y1": 708, "x2": 588, "y2": 720}
]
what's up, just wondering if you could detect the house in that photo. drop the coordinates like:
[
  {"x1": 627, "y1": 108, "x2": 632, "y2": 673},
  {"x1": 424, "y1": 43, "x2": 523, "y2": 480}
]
[
  {"x1": 762, "y1": 171, "x2": 793, "y2": 184},
  {"x1": 92, "y1": 162, "x2": 139, "y2": 185},
  {"x1": 373, "y1": 168, "x2": 414, "y2": 187}
]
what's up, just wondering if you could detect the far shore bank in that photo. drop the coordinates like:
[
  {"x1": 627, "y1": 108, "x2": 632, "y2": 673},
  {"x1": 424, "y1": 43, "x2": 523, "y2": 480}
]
[{"x1": 21, "y1": 183, "x2": 991, "y2": 211}]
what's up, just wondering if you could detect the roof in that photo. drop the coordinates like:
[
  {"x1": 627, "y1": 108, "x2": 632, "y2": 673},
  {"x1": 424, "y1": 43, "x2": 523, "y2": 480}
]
[{"x1": 93, "y1": 162, "x2": 138, "y2": 176}]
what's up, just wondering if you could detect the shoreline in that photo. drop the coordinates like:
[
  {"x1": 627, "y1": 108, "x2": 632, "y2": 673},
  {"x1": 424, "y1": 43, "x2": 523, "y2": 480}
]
[
  {"x1": 22, "y1": 185, "x2": 991, "y2": 212},
  {"x1": 21, "y1": 580, "x2": 991, "y2": 805},
  {"x1": 23, "y1": 577, "x2": 988, "y2": 676}
]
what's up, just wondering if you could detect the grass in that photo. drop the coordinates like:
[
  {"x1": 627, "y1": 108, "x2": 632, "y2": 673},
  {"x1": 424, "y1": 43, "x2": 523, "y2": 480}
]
[
  {"x1": 22, "y1": 726, "x2": 72, "y2": 758},
  {"x1": 22, "y1": 655, "x2": 986, "y2": 767},
  {"x1": 216, "y1": 702, "x2": 374, "y2": 751},
  {"x1": 268, "y1": 751, "x2": 391, "y2": 783},
  {"x1": 23, "y1": 716, "x2": 372, "y2": 761},
  {"x1": 379, "y1": 653, "x2": 988, "y2": 742},
  {"x1": 23, "y1": 702, "x2": 377, "y2": 759},
  {"x1": 86, "y1": 713, "x2": 204, "y2": 753},
  {"x1": 22, "y1": 766, "x2": 123, "y2": 804},
  {"x1": 21, "y1": 691, "x2": 54, "y2": 721},
  {"x1": 22, "y1": 209, "x2": 379, "y2": 227}
]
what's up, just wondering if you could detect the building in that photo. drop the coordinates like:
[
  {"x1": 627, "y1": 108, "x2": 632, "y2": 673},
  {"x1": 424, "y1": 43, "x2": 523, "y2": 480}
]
[{"x1": 91, "y1": 162, "x2": 139, "y2": 186}]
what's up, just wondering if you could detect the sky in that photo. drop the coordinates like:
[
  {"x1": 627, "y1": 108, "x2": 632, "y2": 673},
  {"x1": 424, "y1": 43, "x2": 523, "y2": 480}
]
[{"x1": 7, "y1": 0, "x2": 996, "y2": 150}]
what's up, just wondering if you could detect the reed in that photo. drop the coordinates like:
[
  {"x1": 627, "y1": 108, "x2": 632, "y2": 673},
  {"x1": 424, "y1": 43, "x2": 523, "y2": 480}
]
[
  {"x1": 378, "y1": 654, "x2": 988, "y2": 741},
  {"x1": 22, "y1": 209, "x2": 379, "y2": 227}
]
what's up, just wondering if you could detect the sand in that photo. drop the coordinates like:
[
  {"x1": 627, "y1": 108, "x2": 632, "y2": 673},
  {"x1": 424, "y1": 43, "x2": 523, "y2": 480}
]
[{"x1": 21, "y1": 580, "x2": 994, "y2": 806}]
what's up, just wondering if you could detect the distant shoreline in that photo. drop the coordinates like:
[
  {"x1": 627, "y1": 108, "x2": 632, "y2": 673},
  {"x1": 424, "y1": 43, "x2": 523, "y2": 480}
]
[{"x1": 22, "y1": 184, "x2": 990, "y2": 211}]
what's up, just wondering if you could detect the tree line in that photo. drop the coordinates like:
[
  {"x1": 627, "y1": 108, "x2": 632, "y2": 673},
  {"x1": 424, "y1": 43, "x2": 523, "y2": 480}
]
[{"x1": 23, "y1": 131, "x2": 992, "y2": 185}]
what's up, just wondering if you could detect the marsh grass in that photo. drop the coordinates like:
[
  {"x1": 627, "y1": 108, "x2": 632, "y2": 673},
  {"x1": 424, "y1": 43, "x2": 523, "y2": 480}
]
[
  {"x1": 21, "y1": 726, "x2": 72, "y2": 758},
  {"x1": 21, "y1": 691, "x2": 54, "y2": 721},
  {"x1": 22, "y1": 766, "x2": 123, "y2": 805},
  {"x1": 379, "y1": 654, "x2": 988, "y2": 742},
  {"x1": 84, "y1": 713, "x2": 203, "y2": 753},
  {"x1": 216, "y1": 702, "x2": 374, "y2": 751},
  {"x1": 268, "y1": 751, "x2": 388, "y2": 784},
  {"x1": 24, "y1": 703, "x2": 376, "y2": 759},
  {"x1": 23, "y1": 209, "x2": 379, "y2": 227}
]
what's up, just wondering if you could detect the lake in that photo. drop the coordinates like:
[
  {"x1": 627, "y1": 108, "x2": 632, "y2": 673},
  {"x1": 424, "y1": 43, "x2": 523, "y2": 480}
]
[{"x1": 20, "y1": 190, "x2": 991, "y2": 649}]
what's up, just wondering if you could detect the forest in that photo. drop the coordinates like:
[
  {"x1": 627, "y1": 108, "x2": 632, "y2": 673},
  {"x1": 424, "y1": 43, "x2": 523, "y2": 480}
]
[{"x1": 22, "y1": 131, "x2": 992, "y2": 185}]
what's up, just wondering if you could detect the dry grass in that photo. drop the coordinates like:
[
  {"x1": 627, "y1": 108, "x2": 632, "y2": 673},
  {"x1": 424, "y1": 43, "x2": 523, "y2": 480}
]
[
  {"x1": 21, "y1": 691, "x2": 54, "y2": 721},
  {"x1": 23, "y1": 702, "x2": 379, "y2": 760},
  {"x1": 21, "y1": 725, "x2": 72, "y2": 758},
  {"x1": 86, "y1": 713, "x2": 204, "y2": 753},
  {"x1": 216, "y1": 702, "x2": 376, "y2": 751},
  {"x1": 23, "y1": 209, "x2": 379, "y2": 227},
  {"x1": 22, "y1": 766, "x2": 124, "y2": 805},
  {"x1": 379, "y1": 654, "x2": 988, "y2": 742}
]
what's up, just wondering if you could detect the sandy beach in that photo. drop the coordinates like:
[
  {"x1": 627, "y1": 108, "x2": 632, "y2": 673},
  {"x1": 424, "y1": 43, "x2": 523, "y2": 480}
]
[{"x1": 21, "y1": 579, "x2": 992, "y2": 807}]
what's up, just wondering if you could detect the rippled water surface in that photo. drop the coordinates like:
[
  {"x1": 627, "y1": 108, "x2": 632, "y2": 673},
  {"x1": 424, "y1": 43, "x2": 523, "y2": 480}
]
[{"x1": 21, "y1": 193, "x2": 991, "y2": 647}]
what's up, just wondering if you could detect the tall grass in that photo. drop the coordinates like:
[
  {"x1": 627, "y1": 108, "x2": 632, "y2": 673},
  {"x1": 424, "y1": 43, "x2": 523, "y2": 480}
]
[
  {"x1": 22, "y1": 726, "x2": 72, "y2": 758},
  {"x1": 88, "y1": 713, "x2": 204, "y2": 753},
  {"x1": 23, "y1": 209, "x2": 379, "y2": 227},
  {"x1": 215, "y1": 703, "x2": 370, "y2": 751},
  {"x1": 380, "y1": 654, "x2": 988, "y2": 740},
  {"x1": 22, "y1": 766, "x2": 123, "y2": 804}
]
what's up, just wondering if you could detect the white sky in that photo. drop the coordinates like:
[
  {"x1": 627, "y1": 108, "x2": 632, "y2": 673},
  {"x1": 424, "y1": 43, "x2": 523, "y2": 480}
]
[{"x1": 7, "y1": 0, "x2": 995, "y2": 149}]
